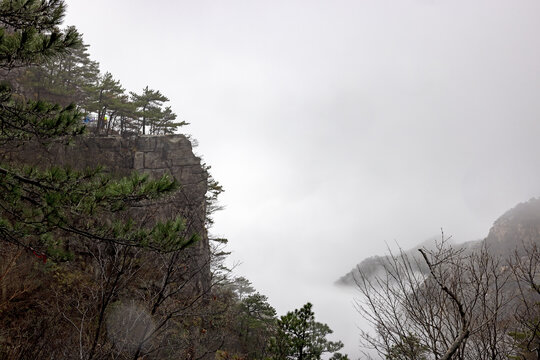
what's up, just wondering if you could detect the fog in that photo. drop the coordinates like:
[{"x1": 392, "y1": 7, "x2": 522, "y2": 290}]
[{"x1": 66, "y1": 1, "x2": 540, "y2": 357}]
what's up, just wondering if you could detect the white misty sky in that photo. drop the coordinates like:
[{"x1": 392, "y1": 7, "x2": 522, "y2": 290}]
[{"x1": 66, "y1": 1, "x2": 540, "y2": 357}]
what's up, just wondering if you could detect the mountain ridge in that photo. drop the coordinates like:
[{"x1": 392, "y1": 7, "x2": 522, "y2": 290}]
[{"x1": 337, "y1": 197, "x2": 540, "y2": 286}]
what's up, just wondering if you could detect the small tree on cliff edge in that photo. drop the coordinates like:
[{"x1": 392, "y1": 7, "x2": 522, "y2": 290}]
[{"x1": 270, "y1": 302, "x2": 347, "y2": 360}]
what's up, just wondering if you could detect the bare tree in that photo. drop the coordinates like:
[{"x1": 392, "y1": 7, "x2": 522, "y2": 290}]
[
  {"x1": 508, "y1": 243, "x2": 540, "y2": 359},
  {"x1": 354, "y1": 234, "x2": 514, "y2": 359}
]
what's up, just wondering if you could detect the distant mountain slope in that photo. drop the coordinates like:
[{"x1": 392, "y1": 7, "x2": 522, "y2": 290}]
[
  {"x1": 484, "y1": 198, "x2": 540, "y2": 255},
  {"x1": 337, "y1": 198, "x2": 540, "y2": 286}
]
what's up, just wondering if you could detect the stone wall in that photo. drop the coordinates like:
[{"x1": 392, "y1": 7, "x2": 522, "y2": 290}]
[{"x1": 4, "y1": 134, "x2": 210, "y2": 293}]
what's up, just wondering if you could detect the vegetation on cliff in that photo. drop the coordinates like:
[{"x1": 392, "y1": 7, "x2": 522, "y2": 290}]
[
  {"x1": 0, "y1": 1, "x2": 346, "y2": 359},
  {"x1": 0, "y1": 1, "x2": 208, "y2": 358},
  {"x1": 7, "y1": 20, "x2": 185, "y2": 136}
]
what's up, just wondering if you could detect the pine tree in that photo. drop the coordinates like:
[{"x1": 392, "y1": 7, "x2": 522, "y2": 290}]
[
  {"x1": 89, "y1": 71, "x2": 125, "y2": 133},
  {"x1": 130, "y1": 85, "x2": 185, "y2": 135},
  {"x1": 270, "y1": 302, "x2": 345, "y2": 360},
  {"x1": 0, "y1": 0, "x2": 80, "y2": 71},
  {"x1": 112, "y1": 92, "x2": 139, "y2": 136},
  {"x1": 14, "y1": 31, "x2": 100, "y2": 108},
  {"x1": 153, "y1": 105, "x2": 188, "y2": 135}
]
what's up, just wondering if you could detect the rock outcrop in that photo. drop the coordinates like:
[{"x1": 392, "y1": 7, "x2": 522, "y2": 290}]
[
  {"x1": 484, "y1": 198, "x2": 540, "y2": 256},
  {"x1": 4, "y1": 134, "x2": 210, "y2": 293}
]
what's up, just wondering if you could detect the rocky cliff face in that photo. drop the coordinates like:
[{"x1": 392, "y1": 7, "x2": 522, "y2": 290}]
[
  {"x1": 484, "y1": 198, "x2": 540, "y2": 255},
  {"x1": 4, "y1": 134, "x2": 210, "y2": 292}
]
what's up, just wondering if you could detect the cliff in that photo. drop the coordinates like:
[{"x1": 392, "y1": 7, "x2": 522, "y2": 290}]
[
  {"x1": 484, "y1": 198, "x2": 540, "y2": 256},
  {"x1": 4, "y1": 134, "x2": 210, "y2": 292}
]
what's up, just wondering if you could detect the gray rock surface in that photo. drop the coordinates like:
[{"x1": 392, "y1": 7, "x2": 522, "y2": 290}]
[{"x1": 4, "y1": 134, "x2": 210, "y2": 293}]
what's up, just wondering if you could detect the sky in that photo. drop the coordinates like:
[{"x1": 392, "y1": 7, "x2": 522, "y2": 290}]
[{"x1": 65, "y1": 1, "x2": 540, "y2": 357}]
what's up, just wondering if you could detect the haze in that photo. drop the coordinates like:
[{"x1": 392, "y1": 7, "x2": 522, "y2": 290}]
[{"x1": 66, "y1": 1, "x2": 540, "y2": 356}]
